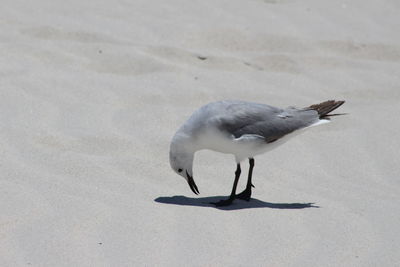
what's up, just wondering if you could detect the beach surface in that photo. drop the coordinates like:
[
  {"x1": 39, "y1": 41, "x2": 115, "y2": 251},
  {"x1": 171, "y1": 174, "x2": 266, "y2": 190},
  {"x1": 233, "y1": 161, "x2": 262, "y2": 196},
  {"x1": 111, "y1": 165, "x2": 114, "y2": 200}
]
[{"x1": 1, "y1": 0, "x2": 399, "y2": 266}]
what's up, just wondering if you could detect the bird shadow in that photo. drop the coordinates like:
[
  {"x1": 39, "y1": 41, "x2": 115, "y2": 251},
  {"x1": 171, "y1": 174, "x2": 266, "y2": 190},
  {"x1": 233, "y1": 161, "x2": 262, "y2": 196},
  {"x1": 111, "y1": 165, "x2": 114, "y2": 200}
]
[{"x1": 154, "y1": 195, "x2": 319, "y2": 210}]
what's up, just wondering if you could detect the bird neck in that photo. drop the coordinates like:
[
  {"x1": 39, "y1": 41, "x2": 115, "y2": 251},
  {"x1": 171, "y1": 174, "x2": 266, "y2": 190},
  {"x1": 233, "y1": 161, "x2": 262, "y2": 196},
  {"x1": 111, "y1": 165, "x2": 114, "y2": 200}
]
[{"x1": 171, "y1": 131, "x2": 198, "y2": 155}]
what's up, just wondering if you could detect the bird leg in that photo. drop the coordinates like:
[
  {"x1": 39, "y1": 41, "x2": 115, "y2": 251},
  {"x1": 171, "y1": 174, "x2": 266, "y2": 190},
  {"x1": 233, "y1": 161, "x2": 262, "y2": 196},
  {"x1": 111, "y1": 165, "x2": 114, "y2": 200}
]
[
  {"x1": 236, "y1": 158, "x2": 254, "y2": 201},
  {"x1": 211, "y1": 164, "x2": 241, "y2": 206}
]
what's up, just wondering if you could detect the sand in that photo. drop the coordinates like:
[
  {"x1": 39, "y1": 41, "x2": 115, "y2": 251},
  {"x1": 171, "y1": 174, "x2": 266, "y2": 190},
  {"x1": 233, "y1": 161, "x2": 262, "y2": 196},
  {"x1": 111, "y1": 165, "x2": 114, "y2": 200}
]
[{"x1": 1, "y1": 0, "x2": 399, "y2": 266}]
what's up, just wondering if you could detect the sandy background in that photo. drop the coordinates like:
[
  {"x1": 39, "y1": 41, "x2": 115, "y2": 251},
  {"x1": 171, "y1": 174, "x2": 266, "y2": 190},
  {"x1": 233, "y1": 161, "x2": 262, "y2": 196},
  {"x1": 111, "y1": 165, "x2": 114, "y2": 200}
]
[{"x1": 1, "y1": 0, "x2": 400, "y2": 266}]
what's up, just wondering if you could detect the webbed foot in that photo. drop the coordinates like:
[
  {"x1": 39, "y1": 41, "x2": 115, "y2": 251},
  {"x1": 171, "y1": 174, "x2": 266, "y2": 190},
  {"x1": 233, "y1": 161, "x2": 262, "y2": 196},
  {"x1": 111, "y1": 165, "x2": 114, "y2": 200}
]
[{"x1": 235, "y1": 184, "x2": 254, "y2": 201}]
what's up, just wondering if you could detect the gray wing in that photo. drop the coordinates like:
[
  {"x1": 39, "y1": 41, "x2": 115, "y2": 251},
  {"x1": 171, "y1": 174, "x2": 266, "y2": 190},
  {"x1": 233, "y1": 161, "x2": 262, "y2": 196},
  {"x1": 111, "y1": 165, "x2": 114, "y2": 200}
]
[{"x1": 209, "y1": 101, "x2": 319, "y2": 143}]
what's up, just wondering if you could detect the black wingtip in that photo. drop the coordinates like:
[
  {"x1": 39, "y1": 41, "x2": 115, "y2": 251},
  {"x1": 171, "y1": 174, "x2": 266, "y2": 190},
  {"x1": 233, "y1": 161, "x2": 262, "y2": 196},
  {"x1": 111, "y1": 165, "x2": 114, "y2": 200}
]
[
  {"x1": 186, "y1": 170, "x2": 199, "y2": 195},
  {"x1": 308, "y1": 100, "x2": 346, "y2": 119}
]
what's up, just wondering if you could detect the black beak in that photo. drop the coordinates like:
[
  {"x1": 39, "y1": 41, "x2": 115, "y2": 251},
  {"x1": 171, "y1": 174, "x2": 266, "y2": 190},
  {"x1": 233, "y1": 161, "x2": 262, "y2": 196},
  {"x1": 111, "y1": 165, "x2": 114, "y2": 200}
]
[{"x1": 186, "y1": 170, "x2": 199, "y2": 195}]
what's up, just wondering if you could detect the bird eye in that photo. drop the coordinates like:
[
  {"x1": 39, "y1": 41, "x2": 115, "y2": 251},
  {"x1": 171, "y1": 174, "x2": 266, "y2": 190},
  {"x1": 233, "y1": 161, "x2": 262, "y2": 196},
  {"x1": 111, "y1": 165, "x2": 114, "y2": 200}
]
[{"x1": 178, "y1": 168, "x2": 183, "y2": 173}]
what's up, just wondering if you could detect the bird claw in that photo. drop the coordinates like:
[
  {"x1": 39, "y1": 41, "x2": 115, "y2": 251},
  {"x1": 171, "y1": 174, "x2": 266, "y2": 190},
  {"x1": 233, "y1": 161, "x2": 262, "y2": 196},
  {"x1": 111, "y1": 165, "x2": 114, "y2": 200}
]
[{"x1": 236, "y1": 189, "x2": 251, "y2": 201}]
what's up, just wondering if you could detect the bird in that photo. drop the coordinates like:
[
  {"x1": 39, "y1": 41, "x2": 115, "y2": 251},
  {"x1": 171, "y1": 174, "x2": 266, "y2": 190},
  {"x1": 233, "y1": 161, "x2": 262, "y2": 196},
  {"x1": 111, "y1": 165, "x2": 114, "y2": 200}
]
[{"x1": 169, "y1": 100, "x2": 345, "y2": 206}]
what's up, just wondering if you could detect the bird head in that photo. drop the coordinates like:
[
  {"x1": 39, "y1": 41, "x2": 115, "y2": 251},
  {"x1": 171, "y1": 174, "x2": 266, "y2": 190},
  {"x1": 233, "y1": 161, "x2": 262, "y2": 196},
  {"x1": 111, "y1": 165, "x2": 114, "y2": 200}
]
[{"x1": 169, "y1": 133, "x2": 199, "y2": 194}]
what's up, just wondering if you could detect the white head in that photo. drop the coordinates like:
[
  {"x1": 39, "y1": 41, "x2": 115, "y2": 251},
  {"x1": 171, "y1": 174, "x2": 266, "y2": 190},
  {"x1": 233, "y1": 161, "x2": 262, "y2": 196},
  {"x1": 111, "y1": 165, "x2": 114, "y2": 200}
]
[{"x1": 169, "y1": 132, "x2": 199, "y2": 194}]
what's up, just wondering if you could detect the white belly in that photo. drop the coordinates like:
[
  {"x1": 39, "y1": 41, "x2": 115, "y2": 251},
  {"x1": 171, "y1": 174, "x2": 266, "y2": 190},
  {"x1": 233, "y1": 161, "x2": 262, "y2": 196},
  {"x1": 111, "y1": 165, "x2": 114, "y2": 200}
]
[{"x1": 196, "y1": 120, "x2": 328, "y2": 162}]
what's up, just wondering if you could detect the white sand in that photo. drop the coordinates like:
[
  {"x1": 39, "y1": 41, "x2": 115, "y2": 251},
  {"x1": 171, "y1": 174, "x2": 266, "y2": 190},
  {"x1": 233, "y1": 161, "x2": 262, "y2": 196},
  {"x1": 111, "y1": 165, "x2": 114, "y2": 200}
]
[{"x1": 1, "y1": 0, "x2": 400, "y2": 266}]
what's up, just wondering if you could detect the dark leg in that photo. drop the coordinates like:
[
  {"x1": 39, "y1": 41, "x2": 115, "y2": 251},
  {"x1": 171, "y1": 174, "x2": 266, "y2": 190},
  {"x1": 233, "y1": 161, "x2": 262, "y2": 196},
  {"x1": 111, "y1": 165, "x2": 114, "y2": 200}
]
[
  {"x1": 211, "y1": 164, "x2": 241, "y2": 206},
  {"x1": 236, "y1": 158, "x2": 255, "y2": 201}
]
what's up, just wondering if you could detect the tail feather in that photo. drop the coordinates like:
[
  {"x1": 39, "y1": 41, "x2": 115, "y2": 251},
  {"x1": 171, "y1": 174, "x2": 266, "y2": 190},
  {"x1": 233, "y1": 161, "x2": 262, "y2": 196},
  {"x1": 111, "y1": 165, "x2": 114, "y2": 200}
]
[{"x1": 307, "y1": 100, "x2": 345, "y2": 119}]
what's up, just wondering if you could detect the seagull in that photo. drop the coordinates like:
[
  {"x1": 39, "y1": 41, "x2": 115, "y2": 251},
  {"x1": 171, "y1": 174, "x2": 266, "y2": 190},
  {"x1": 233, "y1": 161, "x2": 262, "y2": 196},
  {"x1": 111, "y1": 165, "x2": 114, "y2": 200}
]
[{"x1": 169, "y1": 100, "x2": 345, "y2": 206}]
